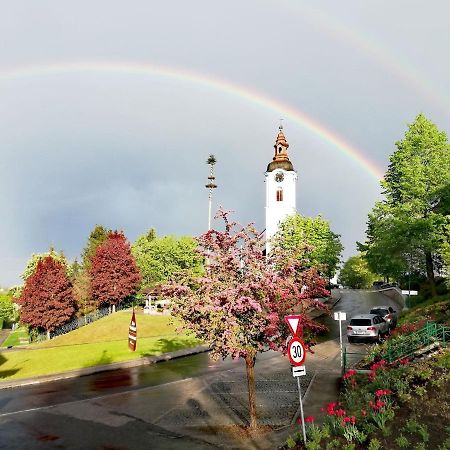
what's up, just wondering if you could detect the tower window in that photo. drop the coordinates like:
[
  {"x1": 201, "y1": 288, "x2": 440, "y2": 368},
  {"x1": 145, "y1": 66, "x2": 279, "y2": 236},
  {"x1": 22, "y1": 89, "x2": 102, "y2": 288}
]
[
  {"x1": 278, "y1": 146, "x2": 282, "y2": 153},
  {"x1": 276, "y1": 188, "x2": 283, "y2": 202}
]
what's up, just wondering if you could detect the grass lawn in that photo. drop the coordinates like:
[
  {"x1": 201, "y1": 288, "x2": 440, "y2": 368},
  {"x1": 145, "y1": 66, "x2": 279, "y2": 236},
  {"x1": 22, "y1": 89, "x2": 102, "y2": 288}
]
[
  {"x1": 1, "y1": 327, "x2": 29, "y2": 348},
  {"x1": 0, "y1": 311, "x2": 201, "y2": 381}
]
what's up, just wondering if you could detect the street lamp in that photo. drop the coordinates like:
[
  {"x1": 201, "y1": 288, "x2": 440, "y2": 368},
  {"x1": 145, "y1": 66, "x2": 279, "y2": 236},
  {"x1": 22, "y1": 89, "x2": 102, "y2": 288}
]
[{"x1": 205, "y1": 154, "x2": 217, "y2": 230}]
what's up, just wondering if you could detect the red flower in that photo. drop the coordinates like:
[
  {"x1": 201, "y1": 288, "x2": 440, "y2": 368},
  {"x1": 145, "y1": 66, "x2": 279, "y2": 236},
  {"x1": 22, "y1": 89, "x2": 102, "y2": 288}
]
[
  {"x1": 370, "y1": 360, "x2": 387, "y2": 371},
  {"x1": 335, "y1": 409, "x2": 346, "y2": 417},
  {"x1": 399, "y1": 358, "x2": 409, "y2": 365},
  {"x1": 367, "y1": 371, "x2": 377, "y2": 382},
  {"x1": 305, "y1": 416, "x2": 315, "y2": 423},
  {"x1": 342, "y1": 369, "x2": 357, "y2": 380},
  {"x1": 350, "y1": 416, "x2": 356, "y2": 425}
]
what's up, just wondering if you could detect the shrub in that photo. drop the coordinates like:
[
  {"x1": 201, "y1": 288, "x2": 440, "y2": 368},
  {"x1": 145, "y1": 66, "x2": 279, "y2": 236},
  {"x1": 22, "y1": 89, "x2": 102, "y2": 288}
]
[{"x1": 367, "y1": 438, "x2": 382, "y2": 450}]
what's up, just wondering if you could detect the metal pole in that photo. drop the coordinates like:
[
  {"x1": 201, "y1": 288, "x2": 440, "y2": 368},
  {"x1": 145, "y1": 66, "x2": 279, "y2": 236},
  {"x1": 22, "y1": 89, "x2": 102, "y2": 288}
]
[
  {"x1": 297, "y1": 377, "x2": 307, "y2": 445},
  {"x1": 339, "y1": 317, "x2": 343, "y2": 371},
  {"x1": 208, "y1": 188, "x2": 212, "y2": 230}
]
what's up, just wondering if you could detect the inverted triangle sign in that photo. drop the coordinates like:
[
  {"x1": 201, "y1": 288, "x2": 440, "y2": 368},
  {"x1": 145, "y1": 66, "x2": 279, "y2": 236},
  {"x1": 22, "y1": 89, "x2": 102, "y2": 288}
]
[{"x1": 285, "y1": 315, "x2": 302, "y2": 336}]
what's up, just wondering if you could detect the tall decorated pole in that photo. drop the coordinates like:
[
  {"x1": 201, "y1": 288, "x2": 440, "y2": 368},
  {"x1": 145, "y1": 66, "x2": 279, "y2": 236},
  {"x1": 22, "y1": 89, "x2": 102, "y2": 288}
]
[{"x1": 205, "y1": 154, "x2": 217, "y2": 230}]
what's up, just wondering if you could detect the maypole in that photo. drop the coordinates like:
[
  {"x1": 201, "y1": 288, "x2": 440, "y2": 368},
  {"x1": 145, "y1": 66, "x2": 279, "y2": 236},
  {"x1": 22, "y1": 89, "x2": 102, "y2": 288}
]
[{"x1": 205, "y1": 154, "x2": 217, "y2": 230}]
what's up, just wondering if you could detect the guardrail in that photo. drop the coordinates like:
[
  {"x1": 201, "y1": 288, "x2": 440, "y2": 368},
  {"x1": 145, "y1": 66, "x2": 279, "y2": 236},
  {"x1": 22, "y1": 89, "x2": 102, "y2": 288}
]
[
  {"x1": 343, "y1": 321, "x2": 450, "y2": 371},
  {"x1": 383, "y1": 321, "x2": 449, "y2": 362},
  {"x1": 36, "y1": 303, "x2": 126, "y2": 342}
]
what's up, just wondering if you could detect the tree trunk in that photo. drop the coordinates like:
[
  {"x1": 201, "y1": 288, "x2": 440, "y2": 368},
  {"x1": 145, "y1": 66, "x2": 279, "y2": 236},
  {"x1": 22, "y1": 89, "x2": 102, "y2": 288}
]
[
  {"x1": 245, "y1": 353, "x2": 257, "y2": 429},
  {"x1": 425, "y1": 251, "x2": 437, "y2": 297},
  {"x1": 46, "y1": 330, "x2": 50, "y2": 340}
]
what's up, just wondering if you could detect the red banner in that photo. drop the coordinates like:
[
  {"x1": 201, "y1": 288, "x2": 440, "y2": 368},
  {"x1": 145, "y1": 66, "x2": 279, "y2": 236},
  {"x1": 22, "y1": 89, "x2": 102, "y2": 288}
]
[{"x1": 128, "y1": 310, "x2": 137, "y2": 351}]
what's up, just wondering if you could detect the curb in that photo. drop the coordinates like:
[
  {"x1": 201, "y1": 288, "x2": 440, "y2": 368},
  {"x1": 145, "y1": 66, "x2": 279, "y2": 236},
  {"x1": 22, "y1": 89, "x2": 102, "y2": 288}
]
[{"x1": 0, "y1": 344, "x2": 210, "y2": 390}]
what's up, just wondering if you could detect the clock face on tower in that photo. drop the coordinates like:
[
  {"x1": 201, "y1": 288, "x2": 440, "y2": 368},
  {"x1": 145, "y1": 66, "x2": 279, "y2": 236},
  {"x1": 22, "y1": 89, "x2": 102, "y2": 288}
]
[{"x1": 275, "y1": 172, "x2": 284, "y2": 183}]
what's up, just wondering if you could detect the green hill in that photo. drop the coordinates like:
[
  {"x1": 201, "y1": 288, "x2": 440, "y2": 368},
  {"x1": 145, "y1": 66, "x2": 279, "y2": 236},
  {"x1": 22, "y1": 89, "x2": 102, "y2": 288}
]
[{"x1": 0, "y1": 311, "x2": 201, "y2": 381}]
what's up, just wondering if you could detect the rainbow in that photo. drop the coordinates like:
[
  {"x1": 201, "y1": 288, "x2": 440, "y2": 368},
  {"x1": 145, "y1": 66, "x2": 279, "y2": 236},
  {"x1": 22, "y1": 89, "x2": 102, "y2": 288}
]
[
  {"x1": 284, "y1": 1, "x2": 449, "y2": 117},
  {"x1": 0, "y1": 61, "x2": 384, "y2": 180}
]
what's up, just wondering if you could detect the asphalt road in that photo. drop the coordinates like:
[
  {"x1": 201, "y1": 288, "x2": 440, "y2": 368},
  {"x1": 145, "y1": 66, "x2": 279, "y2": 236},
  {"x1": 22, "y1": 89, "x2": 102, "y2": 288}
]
[{"x1": 0, "y1": 290, "x2": 403, "y2": 450}]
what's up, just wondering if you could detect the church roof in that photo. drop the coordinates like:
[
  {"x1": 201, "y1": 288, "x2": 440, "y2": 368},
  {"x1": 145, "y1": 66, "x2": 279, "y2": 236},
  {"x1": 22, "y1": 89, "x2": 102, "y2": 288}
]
[
  {"x1": 266, "y1": 125, "x2": 295, "y2": 172},
  {"x1": 266, "y1": 160, "x2": 294, "y2": 172}
]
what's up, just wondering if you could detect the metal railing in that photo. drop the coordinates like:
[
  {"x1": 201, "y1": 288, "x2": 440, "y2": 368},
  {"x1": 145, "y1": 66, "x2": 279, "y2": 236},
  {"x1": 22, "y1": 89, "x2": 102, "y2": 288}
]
[
  {"x1": 343, "y1": 321, "x2": 450, "y2": 371},
  {"x1": 36, "y1": 303, "x2": 126, "y2": 342},
  {"x1": 383, "y1": 321, "x2": 450, "y2": 363}
]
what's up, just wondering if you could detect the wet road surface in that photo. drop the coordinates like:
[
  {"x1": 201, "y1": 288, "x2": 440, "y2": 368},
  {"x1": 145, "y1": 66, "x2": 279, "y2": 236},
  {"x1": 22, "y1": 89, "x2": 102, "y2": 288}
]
[{"x1": 0, "y1": 290, "x2": 403, "y2": 449}]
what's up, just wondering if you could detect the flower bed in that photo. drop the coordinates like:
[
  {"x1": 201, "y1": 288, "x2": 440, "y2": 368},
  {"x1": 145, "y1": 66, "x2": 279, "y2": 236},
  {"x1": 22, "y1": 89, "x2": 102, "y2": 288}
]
[{"x1": 284, "y1": 349, "x2": 450, "y2": 449}]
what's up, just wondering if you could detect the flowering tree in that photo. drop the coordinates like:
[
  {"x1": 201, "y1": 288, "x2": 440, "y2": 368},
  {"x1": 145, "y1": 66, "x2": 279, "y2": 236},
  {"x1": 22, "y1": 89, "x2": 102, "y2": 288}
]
[
  {"x1": 17, "y1": 256, "x2": 76, "y2": 338},
  {"x1": 90, "y1": 231, "x2": 141, "y2": 307},
  {"x1": 164, "y1": 211, "x2": 329, "y2": 428}
]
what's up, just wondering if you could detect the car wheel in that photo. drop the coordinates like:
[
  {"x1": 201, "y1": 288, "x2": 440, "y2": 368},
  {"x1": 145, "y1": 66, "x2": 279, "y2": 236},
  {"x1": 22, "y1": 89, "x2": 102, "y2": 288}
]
[
  {"x1": 377, "y1": 332, "x2": 382, "y2": 343},
  {"x1": 348, "y1": 337, "x2": 354, "y2": 344}
]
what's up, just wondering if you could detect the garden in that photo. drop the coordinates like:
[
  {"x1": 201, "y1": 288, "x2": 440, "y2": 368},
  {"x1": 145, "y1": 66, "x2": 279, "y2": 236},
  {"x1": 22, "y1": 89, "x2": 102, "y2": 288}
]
[{"x1": 284, "y1": 297, "x2": 450, "y2": 449}]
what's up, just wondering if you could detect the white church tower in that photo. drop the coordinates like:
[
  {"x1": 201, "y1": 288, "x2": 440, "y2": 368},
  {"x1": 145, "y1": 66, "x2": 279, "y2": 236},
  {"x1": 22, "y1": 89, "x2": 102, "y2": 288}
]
[{"x1": 265, "y1": 125, "x2": 297, "y2": 250}]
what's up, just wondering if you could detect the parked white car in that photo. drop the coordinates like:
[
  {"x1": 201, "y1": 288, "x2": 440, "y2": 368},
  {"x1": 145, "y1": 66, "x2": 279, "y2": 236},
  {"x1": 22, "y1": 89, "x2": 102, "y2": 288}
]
[{"x1": 347, "y1": 314, "x2": 390, "y2": 343}]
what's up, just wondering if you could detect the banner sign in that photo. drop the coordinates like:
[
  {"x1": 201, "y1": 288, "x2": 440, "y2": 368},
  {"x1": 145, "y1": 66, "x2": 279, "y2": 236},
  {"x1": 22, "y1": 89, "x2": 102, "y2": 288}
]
[{"x1": 128, "y1": 310, "x2": 137, "y2": 351}]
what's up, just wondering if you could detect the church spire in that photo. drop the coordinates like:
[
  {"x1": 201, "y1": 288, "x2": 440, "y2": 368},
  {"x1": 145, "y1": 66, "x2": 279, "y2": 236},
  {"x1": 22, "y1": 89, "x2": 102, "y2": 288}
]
[
  {"x1": 273, "y1": 124, "x2": 290, "y2": 161},
  {"x1": 266, "y1": 125, "x2": 294, "y2": 172}
]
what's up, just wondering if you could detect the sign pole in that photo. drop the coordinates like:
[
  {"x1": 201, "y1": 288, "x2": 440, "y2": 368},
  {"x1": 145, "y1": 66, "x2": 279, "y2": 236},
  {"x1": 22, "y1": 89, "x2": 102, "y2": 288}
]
[
  {"x1": 339, "y1": 315, "x2": 343, "y2": 371},
  {"x1": 297, "y1": 377, "x2": 307, "y2": 444},
  {"x1": 285, "y1": 315, "x2": 308, "y2": 445},
  {"x1": 334, "y1": 311, "x2": 347, "y2": 372}
]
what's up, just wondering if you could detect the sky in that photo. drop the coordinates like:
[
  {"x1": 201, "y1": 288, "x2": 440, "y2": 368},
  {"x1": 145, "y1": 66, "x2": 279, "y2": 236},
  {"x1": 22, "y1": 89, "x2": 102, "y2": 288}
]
[{"x1": 0, "y1": 1, "x2": 449, "y2": 287}]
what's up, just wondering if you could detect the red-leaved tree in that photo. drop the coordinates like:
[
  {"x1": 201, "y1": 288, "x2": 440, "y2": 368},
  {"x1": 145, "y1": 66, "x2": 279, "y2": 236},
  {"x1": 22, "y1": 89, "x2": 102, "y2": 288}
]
[
  {"x1": 164, "y1": 211, "x2": 329, "y2": 428},
  {"x1": 90, "y1": 231, "x2": 141, "y2": 307},
  {"x1": 17, "y1": 256, "x2": 76, "y2": 337}
]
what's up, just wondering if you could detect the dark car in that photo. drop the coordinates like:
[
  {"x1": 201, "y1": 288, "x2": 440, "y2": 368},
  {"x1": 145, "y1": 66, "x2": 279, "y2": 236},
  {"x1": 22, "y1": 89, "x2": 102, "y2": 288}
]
[{"x1": 369, "y1": 305, "x2": 398, "y2": 329}]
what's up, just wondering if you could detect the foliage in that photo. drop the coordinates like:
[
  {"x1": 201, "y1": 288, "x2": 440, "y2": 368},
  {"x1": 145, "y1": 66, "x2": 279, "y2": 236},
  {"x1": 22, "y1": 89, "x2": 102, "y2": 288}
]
[
  {"x1": 132, "y1": 230, "x2": 203, "y2": 291},
  {"x1": 338, "y1": 254, "x2": 378, "y2": 289},
  {"x1": 21, "y1": 248, "x2": 67, "y2": 281},
  {"x1": 17, "y1": 256, "x2": 76, "y2": 332},
  {"x1": 0, "y1": 292, "x2": 19, "y2": 325},
  {"x1": 81, "y1": 225, "x2": 110, "y2": 270},
  {"x1": 285, "y1": 345, "x2": 450, "y2": 449},
  {"x1": 72, "y1": 269, "x2": 97, "y2": 316},
  {"x1": 164, "y1": 210, "x2": 329, "y2": 427},
  {"x1": 441, "y1": 221, "x2": 450, "y2": 284},
  {"x1": 277, "y1": 213, "x2": 343, "y2": 279},
  {"x1": 367, "y1": 438, "x2": 382, "y2": 450},
  {"x1": 90, "y1": 231, "x2": 141, "y2": 306},
  {"x1": 360, "y1": 114, "x2": 450, "y2": 295}
]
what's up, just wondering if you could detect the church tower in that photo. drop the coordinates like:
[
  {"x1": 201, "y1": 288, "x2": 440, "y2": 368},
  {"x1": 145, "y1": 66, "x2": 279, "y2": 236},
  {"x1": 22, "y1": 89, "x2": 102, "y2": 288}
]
[{"x1": 265, "y1": 125, "x2": 297, "y2": 250}]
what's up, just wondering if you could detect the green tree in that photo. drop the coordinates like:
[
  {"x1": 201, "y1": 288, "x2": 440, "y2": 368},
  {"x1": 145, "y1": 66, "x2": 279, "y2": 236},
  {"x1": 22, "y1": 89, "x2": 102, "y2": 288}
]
[
  {"x1": 338, "y1": 255, "x2": 378, "y2": 289},
  {"x1": 441, "y1": 221, "x2": 450, "y2": 283},
  {"x1": 81, "y1": 225, "x2": 110, "y2": 270},
  {"x1": 21, "y1": 248, "x2": 67, "y2": 281},
  {"x1": 132, "y1": 231, "x2": 204, "y2": 290},
  {"x1": 361, "y1": 114, "x2": 450, "y2": 296},
  {"x1": 276, "y1": 213, "x2": 343, "y2": 279},
  {"x1": 0, "y1": 292, "x2": 18, "y2": 325}
]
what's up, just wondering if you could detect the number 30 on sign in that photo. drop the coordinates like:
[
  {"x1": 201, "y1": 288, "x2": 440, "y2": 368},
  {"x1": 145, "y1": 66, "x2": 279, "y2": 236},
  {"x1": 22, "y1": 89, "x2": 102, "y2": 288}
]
[{"x1": 288, "y1": 337, "x2": 306, "y2": 366}]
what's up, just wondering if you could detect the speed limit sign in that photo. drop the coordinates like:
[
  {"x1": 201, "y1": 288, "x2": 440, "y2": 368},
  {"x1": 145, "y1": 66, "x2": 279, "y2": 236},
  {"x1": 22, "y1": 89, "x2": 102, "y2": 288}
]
[{"x1": 287, "y1": 337, "x2": 306, "y2": 366}]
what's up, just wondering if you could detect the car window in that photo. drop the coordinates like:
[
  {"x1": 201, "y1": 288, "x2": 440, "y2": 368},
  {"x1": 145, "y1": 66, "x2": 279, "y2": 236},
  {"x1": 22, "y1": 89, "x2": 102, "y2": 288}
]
[
  {"x1": 350, "y1": 319, "x2": 372, "y2": 326},
  {"x1": 388, "y1": 307, "x2": 394, "y2": 313},
  {"x1": 370, "y1": 308, "x2": 388, "y2": 316}
]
